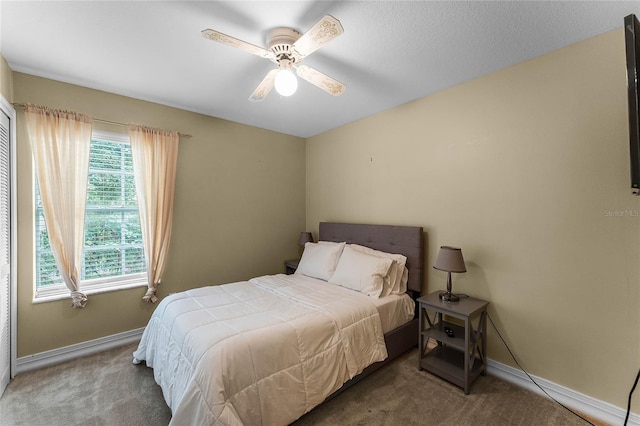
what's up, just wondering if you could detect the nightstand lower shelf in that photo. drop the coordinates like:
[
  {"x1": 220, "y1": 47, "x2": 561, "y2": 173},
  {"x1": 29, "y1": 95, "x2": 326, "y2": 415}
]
[{"x1": 420, "y1": 345, "x2": 485, "y2": 389}]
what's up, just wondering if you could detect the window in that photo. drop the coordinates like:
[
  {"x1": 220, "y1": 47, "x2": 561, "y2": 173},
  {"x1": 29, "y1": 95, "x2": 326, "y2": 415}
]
[{"x1": 35, "y1": 131, "x2": 146, "y2": 300}]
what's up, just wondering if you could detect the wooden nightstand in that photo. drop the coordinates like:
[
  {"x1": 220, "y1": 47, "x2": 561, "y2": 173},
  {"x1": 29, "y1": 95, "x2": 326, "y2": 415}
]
[
  {"x1": 417, "y1": 292, "x2": 488, "y2": 394},
  {"x1": 284, "y1": 259, "x2": 300, "y2": 275}
]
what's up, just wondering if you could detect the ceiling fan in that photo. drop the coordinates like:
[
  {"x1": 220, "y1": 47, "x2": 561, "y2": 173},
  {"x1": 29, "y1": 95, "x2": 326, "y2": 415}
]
[{"x1": 202, "y1": 15, "x2": 346, "y2": 102}]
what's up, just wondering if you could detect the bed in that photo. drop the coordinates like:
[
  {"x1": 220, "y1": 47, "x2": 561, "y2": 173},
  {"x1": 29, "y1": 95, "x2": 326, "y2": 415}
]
[{"x1": 133, "y1": 222, "x2": 424, "y2": 425}]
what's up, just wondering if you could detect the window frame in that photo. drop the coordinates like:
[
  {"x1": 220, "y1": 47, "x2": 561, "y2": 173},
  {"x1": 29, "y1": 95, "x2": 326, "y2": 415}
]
[{"x1": 33, "y1": 130, "x2": 147, "y2": 303}]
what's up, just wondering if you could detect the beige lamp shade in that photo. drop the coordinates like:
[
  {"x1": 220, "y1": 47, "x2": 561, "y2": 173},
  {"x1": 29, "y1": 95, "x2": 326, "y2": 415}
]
[
  {"x1": 433, "y1": 246, "x2": 466, "y2": 302},
  {"x1": 433, "y1": 246, "x2": 466, "y2": 273}
]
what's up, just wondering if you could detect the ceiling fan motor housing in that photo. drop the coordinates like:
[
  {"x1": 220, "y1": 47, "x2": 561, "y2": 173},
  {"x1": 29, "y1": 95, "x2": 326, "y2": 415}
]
[{"x1": 267, "y1": 28, "x2": 301, "y2": 62}]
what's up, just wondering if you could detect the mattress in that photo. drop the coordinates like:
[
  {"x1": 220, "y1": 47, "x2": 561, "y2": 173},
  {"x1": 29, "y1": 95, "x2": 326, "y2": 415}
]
[{"x1": 371, "y1": 292, "x2": 415, "y2": 334}]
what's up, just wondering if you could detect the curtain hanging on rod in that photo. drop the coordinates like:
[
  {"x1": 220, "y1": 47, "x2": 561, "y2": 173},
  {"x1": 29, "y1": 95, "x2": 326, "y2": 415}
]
[
  {"x1": 23, "y1": 104, "x2": 92, "y2": 308},
  {"x1": 128, "y1": 125, "x2": 179, "y2": 303}
]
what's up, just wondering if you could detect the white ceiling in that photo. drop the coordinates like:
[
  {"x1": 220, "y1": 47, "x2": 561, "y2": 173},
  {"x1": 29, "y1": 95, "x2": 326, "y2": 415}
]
[{"x1": 1, "y1": 1, "x2": 639, "y2": 138}]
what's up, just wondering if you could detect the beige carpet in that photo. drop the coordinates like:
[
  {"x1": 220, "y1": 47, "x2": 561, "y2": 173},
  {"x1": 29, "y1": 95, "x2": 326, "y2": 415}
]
[{"x1": 0, "y1": 343, "x2": 598, "y2": 425}]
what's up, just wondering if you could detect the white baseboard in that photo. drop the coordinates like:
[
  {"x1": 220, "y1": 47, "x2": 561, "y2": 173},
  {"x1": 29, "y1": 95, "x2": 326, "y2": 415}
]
[
  {"x1": 16, "y1": 328, "x2": 144, "y2": 375},
  {"x1": 488, "y1": 359, "x2": 640, "y2": 426}
]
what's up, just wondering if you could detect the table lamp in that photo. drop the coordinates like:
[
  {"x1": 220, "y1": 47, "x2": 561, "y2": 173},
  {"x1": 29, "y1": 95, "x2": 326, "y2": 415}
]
[{"x1": 433, "y1": 246, "x2": 466, "y2": 302}]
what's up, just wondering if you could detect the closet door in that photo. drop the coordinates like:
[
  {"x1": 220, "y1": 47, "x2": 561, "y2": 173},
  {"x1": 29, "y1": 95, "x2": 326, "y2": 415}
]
[{"x1": 0, "y1": 106, "x2": 12, "y2": 398}]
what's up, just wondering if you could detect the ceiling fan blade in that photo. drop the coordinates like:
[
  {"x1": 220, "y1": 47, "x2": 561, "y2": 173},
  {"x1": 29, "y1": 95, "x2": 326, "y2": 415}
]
[
  {"x1": 249, "y1": 69, "x2": 278, "y2": 102},
  {"x1": 292, "y1": 15, "x2": 344, "y2": 58},
  {"x1": 296, "y1": 65, "x2": 346, "y2": 96},
  {"x1": 202, "y1": 29, "x2": 274, "y2": 60}
]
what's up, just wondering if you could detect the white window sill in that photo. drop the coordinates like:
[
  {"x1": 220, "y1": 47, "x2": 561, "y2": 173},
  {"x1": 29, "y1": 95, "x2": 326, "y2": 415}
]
[{"x1": 33, "y1": 275, "x2": 148, "y2": 304}]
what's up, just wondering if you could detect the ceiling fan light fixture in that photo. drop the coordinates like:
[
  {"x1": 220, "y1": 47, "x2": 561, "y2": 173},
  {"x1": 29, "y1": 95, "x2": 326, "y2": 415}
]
[
  {"x1": 203, "y1": 15, "x2": 345, "y2": 101},
  {"x1": 274, "y1": 67, "x2": 298, "y2": 97}
]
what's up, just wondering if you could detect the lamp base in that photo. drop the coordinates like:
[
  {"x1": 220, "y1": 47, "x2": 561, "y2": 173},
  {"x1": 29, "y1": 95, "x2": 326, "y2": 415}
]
[{"x1": 439, "y1": 291, "x2": 460, "y2": 302}]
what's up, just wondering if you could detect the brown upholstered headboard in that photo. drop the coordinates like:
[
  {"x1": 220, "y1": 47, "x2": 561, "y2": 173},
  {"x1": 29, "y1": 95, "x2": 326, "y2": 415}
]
[{"x1": 318, "y1": 222, "x2": 424, "y2": 294}]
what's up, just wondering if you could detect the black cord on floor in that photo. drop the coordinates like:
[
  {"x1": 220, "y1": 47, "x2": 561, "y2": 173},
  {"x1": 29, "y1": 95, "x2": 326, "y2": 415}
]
[
  {"x1": 624, "y1": 368, "x2": 640, "y2": 425},
  {"x1": 486, "y1": 313, "x2": 595, "y2": 426}
]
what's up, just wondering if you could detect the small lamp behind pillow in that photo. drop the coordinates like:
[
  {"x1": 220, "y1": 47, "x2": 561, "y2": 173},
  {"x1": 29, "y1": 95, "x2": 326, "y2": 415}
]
[{"x1": 298, "y1": 232, "x2": 314, "y2": 246}]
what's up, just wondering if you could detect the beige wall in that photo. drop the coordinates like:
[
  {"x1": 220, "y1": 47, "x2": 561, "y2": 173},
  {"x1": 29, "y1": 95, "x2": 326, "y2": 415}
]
[
  {"x1": 0, "y1": 54, "x2": 13, "y2": 102},
  {"x1": 13, "y1": 73, "x2": 306, "y2": 357},
  {"x1": 307, "y1": 29, "x2": 640, "y2": 411}
]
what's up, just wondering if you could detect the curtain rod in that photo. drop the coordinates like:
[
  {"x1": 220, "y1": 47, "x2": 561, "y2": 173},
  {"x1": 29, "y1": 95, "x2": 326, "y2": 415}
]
[{"x1": 11, "y1": 103, "x2": 192, "y2": 139}]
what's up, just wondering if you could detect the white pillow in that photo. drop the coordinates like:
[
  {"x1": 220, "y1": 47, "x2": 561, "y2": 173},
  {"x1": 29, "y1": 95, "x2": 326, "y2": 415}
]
[
  {"x1": 328, "y1": 246, "x2": 394, "y2": 298},
  {"x1": 295, "y1": 241, "x2": 345, "y2": 281},
  {"x1": 347, "y1": 245, "x2": 394, "y2": 296},
  {"x1": 348, "y1": 244, "x2": 407, "y2": 295}
]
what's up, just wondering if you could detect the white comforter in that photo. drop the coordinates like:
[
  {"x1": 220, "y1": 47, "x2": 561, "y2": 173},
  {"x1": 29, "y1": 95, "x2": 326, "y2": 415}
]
[{"x1": 133, "y1": 274, "x2": 388, "y2": 426}]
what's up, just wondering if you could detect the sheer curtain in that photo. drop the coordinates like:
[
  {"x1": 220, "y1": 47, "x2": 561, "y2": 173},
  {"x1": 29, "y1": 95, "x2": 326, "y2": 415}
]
[
  {"x1": 128, "y1": 125, "x2": 179, "y2": 303},
  {"x1": 24, "y1": 104, "x2": 93, "y2": 308}
]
